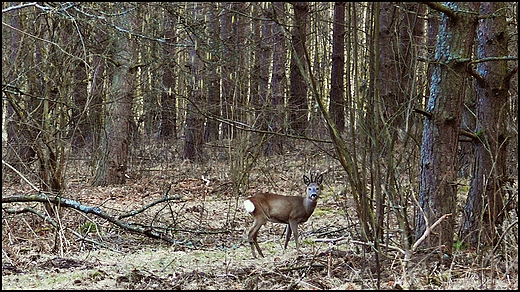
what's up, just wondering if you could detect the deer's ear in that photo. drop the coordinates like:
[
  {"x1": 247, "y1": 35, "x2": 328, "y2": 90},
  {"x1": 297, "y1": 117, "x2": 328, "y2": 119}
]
[
  {"x1": 316, "y1": 173, "x2": 323, "y2": 185},
  {"x1": 303, "y1": 175, "x2": 310, "y2": 185}
]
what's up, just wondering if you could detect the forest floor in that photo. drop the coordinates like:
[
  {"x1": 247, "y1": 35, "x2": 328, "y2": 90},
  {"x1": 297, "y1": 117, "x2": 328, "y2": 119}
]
[{"x1": 2, "y1": 145, "x2": 518, "y2": 290}]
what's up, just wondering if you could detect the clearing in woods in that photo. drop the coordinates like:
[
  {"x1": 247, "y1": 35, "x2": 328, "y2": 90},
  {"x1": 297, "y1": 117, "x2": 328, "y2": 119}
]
[{"x1": 2, "y1": 149, "x2": 517, "y2": 289}]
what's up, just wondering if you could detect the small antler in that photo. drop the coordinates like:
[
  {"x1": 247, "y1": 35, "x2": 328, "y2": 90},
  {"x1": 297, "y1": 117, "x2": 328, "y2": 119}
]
[{"x1": 309, "y1": 170, "x2": 320, "y2": 183}]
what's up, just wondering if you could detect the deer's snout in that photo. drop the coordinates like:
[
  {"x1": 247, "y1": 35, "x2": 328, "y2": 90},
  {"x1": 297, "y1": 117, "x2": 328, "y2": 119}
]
[
  {"x1": 308, "y1": 187, "x2": 319, "y2": 199},
  {"x1": 308, "y1": 186, "x2": 319, "y2": 197}
]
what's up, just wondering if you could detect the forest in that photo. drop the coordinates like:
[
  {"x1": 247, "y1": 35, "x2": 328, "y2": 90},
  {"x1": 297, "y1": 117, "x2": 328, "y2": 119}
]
[{"x1": 2, "y1": 2, "x2": 518, "y2": 290}]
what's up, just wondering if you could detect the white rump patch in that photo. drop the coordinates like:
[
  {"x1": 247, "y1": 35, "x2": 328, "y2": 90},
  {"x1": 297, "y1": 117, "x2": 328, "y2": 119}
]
[{"x1": 243, "y1": 199, "x2": 255, "y2": 213}]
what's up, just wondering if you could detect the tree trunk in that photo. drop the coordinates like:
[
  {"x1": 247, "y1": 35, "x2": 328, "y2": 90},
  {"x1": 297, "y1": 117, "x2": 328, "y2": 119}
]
[
  {"x1": 183, "y1": 3, "x2": 205, "y2": 162},
  {"x1": 252, "y1": 3, "x2": 273, "y2": 154},
  {"x1": 220, "y1": 3, "x2": 233, "y2": 140},
  {"x1": 204, "y1": 2, "x2": 220, "y2": 142},
  {"x1": 269, "y1": 2, "x2": 287, "y2": 155},
  {"x1": 183, "y1": 97, "x2": 205, "y2": 162},
  {"x1": 160, "y1": 13, "x2": 178, "y2": 139},
  {"x1": 416, "y1": 2, "x2": 479, "y2": 259},
  {"x1": 232, "y1": 2, "x2": 248, "y2": 127},
  {"x1": 288, "y1": 2, "x2": 309, "y2": 135},
  {"x1": 3, "y1": 7, "x2": 36, "y2": 179},
  {"x1": 89, "y1": 55, "x2": 105, "y2": 177},
  {"x1": 71, "y1": 61, "x2": 89, "y2": 150},
  {"x1": 329, "y1": 2, "x2": 346, "y2": 133},
  {"x1": 92, "y1": 8, "x2": 135, "y2": 186},
  {"x1": 461, "y1": 2, "x2": 510, "y2": 248}
]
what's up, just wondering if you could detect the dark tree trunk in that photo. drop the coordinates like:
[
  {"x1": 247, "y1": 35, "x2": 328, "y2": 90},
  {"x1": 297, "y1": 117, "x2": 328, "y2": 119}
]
[
  {"x1": 250, "y1": 3, "x2": 262, "y2": 124},
  {"x1": 104, "y1": 48, "x2": 134, "y2": 185},
  {"x1": 183, "y1": 95, "x2": 205, "y2": 162},
  {"x1": 232, "y1": 2, "x2": 248, "y2": 125},
  {"x1": 220, "y1": 3, "x2": 233, "y2": 140},
  {"x1": 268, "y1": 2, "x2": 287, "y2": 155},
  {"x1": 379, "y1": 2, "x2": 424, "y2": 133},
  {"x1": 461, "y1": 2, "x2": 511, "y2": 248},
  {"x1": 183, "y1": 3, "x2": 205, "y2": 162},
  {"x1": 259, "y1": 4, "x2": 272, "y2": 131},
  {"x1": 89, "y1": 55, "x2": 105, "y2": 174},
  {"x1": 160, "y1": 13, "x2": 178, "y2": 139},
  {"x1": 288, "y1": 2, "x2": 309, "y2": 135},
  {"x1": 252, "y1": 3, "x2": 273, "y2": 154},
  {"x1": 71, "y1": 61, "x2": 89, "y2": 150},
  {"x1": 329, "y1": 2, "x2": 346, "y2": 133},
  {"x1": 416, "y1": 2, "x2": 479, "y2": 259},
  {"x1": 205, "y1": 2, "x2": 220, "y2": 142},
  {"x1": 92, "y1": 9, "x2": 135, "y2": 186},
  {"x1": 378, "y1": 2, "x2": 400, "y2": 127}
]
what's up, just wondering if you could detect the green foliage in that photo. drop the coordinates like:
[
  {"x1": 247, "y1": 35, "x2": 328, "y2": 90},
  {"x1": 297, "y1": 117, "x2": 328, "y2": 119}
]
[
  {"x1": 453, "y1": 240, "x2": 467, "y2": 251},
  {"x1": 301, "y1": 238, "x2": 314, "y2": 246},
  {"x1": 458, "y1": 182, "x2": 470, "y2": 194},
  {"x1": 79, "y1": 221, "x2": 100, "y2": 235},
  {"x1": 90, "y1": 270, "x2": 105, "y2": 281},
  {"x1": 475, "y1": 129, "x2": 484, "y2": 139}
]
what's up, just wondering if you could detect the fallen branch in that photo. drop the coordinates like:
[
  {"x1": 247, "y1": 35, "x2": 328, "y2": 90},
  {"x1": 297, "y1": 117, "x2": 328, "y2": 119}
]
[
  {"x1": 4, "y1": 206, "x2": 124, "y2": 252},
  {"x1": 3, "y1": 206, "x2": 58, "y2": 227},
  {"x1": 2, "y1": 192, "x2": 184, "y2": 245},
  {"x1": 313, "y1": 236, "x2": 345, "y2": 243}
]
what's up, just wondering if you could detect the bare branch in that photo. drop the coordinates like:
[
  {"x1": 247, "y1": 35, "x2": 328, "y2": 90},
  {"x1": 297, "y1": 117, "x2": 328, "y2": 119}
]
[
  {"x1": 467, "y1": 65, "x2": 485, "y2": 86},
  {"x1": 184, "y1": 95, "x2": 333, "y2": 144},
  {"x1": 410, "y1": 213, "x2": 452, "y2": 253},
  {"x1": 118, "y1": 195, "x2": 183, "y2": 219},
  {"x1": 459, "y1": 129, "x2": 478, "y2": 140},
  {"x1": 2, "y1": 2, "x2": 45, "y2": 13},
  {"x1": 469, "y1": 56, "x2": 518, "y2": 64},
  {"x1": 504, "y1": 66, "x2": 518, "y2": 85},
  {"x1": 2, "y1": 160, "x2": 40, "y2": 192},
  {"x1": 2, "y1": 22, "x2": 89, "y2": 68},
  {"x1": 423, "y1": 2, "x2": 457, "y2": 19},
  {"x1": 413, "y1": 108, "x2": 432, "y2": 119}
]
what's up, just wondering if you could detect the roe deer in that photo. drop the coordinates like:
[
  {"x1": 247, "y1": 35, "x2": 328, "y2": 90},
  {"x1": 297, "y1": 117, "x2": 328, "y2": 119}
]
[{"x1": 243, "y1": 171, "x2": 323, "y2": 258}]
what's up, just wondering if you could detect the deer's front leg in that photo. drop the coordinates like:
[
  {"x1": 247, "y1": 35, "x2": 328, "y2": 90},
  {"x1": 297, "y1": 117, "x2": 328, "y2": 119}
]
[{"x1": 289, "y1": 220, "x2": 300, "y2": 251}]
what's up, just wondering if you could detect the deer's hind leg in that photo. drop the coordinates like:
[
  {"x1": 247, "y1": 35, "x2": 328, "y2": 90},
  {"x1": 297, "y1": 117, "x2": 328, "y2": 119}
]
[
  {"x1": 247, "y1": 217, "x2": 267, "y2": 258},
  {"x1": 284, "y1": 224, "x2": 292, "y2": 250}
]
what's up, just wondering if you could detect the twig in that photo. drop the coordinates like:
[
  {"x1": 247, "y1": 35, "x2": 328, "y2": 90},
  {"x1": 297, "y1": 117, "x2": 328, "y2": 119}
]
[
  {"x1": 2, "y1": 160, "x2": 40, "y2": 192},
  {"x1": 313, "y1": 236, "x2": 344, "y2": 243},
  {"x1": 351, "y1": 240, "x2": 406, "y2": 255},
  {"x1": 118, "y1": 195, "x2": 182, "y2": 219},
  {"x1": 493, "y1": 219, "x2": 518, "y2": 254},
  {"x1": 277, "y1": 264, "x2": 325, "y2": 272},
  {"x1": 4, "y1": 205, "x2": 118, "y2": 252},
  {"x1": 413, "y1": 108, "x2": 432, "y2": 119},
  {"x1": 409, "y1": 213, "x2": 452, "y2": 254}
]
